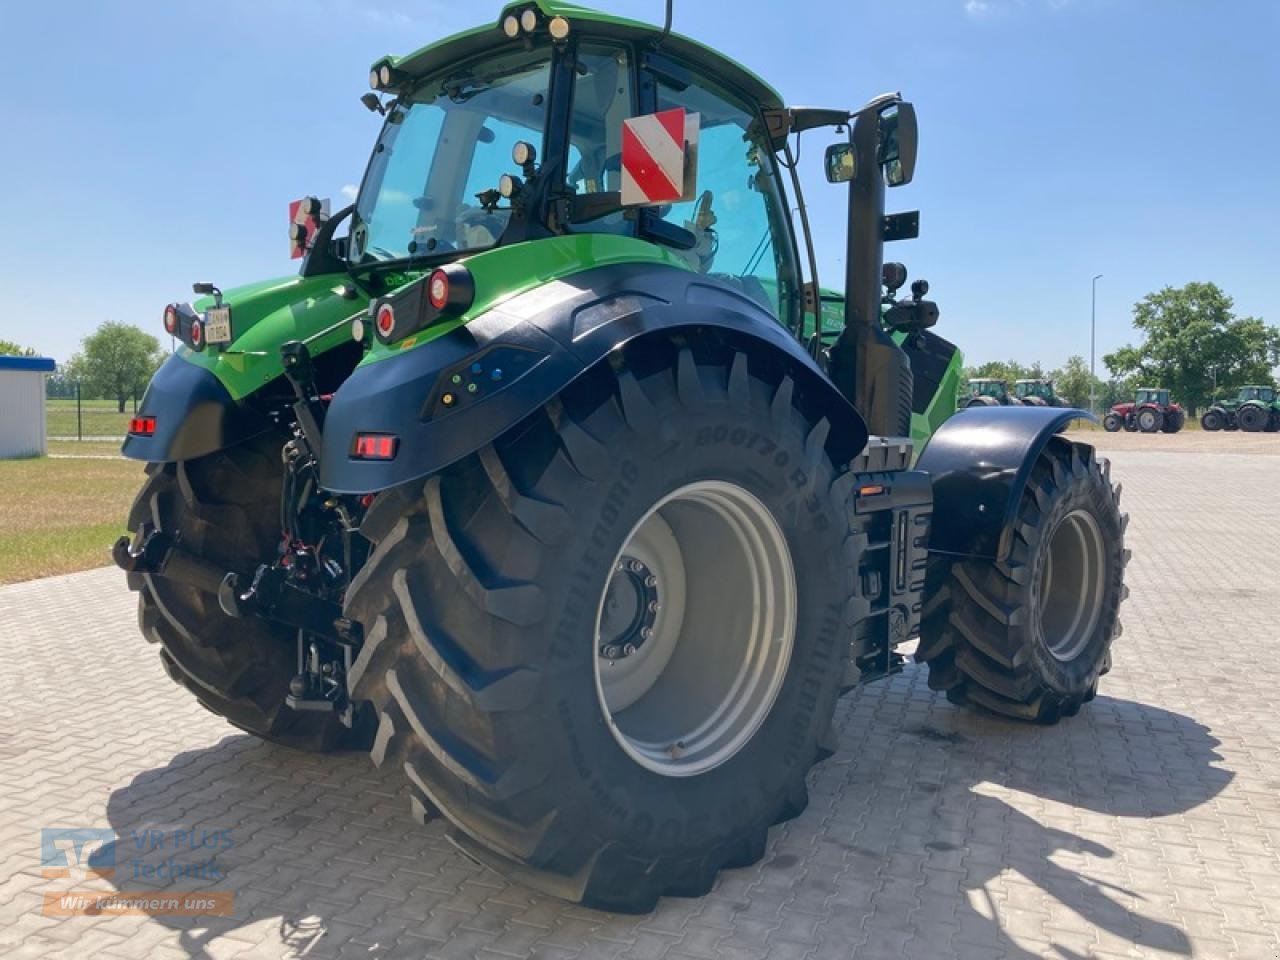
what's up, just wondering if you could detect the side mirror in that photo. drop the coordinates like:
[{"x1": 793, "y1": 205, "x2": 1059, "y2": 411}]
[
  {"x1": 879, "y1": 102, "x2": 918, "y2": 187},
  {"x1": 824, "y1": 143, "x2": 856, "y2": 183}
]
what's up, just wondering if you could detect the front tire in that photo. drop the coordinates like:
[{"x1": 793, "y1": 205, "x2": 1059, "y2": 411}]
[
  {"x1": 345, "y1": 344, "x2": 859, "y2": 911},
  {"x1": 916, "y1": 438, "x2": 1126, "y2": 722},
  {"x1": 1201, "y1": 409, "x2": 1225, "y2": 431},
  {"x1": 124, "y1": 434, "x2": 364, "y2": 751},
  {"x1": 1103, "y1": 413, "x2": 1123, "y2": 432}
]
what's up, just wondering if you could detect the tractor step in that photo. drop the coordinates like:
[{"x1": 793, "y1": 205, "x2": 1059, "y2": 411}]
[{"x1": 838, "y1": 438, "x2": 932, "y2": 691}]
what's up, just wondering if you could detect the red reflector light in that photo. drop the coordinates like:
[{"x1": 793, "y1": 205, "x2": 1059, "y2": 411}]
[
  {"x1": 428, "y1": 270, "x2": 450, "y2": 310},
  {"x1": 189, "y1": 319, "x2": 204, "y2": 349},
  {"x1": 163, "y1": 305, "x2": 178, "y2": 335},
  {"x1": 353, "y1": 434, "x2": 398, "y2": 460},
  {"x1": 375, "y1": 303, "x2": 395, "y2": 338},
  {"x1": 129, "y1": 417, "x2": 157, "y2": 436}
]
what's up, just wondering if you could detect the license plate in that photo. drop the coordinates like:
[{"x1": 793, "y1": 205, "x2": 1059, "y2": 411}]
[{"x1": 205, "y1": 306, "x2": 233, "y2": 344}]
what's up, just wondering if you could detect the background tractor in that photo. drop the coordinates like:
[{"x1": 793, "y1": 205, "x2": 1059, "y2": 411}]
[
  {"x1": 114, "y1": 0, "x2": 1127, "y2": 913},
  {"x1": 1014, "y1": 378, "x2": 1063, "y2": 406},
  {"x1": 963, "y1": 377, "x2": 1021, "y2": 407},
  {"x1": 1201, "y1": 385, "x2": 1280, "y2": 432},
  {"x1": 1104, "y1": 387, "x2": 1184, "y2": 433}
]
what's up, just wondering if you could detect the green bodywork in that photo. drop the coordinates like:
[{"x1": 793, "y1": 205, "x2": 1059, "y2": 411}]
[
  {"x1": 1216, "y1": 385, "x2": 1278, "y2": 414},
  {"x1": 178, "y1": 235, "x2": 692, "y2": 400},
  {"x1": 375, "y1": 1, "x2": 782, "y2": 110},
  {"x1": 813, "y1": 293, "x2": 963, "y2": 449}
]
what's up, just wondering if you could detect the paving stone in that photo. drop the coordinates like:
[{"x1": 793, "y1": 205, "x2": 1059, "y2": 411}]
[{"x1": 3, "y1": 449, "x2": 1279, "y2": 958}]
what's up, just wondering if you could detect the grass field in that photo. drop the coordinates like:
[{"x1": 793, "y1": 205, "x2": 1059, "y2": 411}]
[
  {"x1": 0, "y1": 456, "x2": 142, "y2": 584},
  {"x1": 46, "y1": 398, "x2": 135, "y2": 439}
]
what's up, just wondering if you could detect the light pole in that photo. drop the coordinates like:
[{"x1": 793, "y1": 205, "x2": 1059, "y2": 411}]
[{"x1": 1090, "y1": 274, "x2": 1103, "y2": 416}]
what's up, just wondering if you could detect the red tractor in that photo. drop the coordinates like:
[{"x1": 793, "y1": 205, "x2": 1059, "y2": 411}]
[{"x1": 1104, "y1": 387, "x2": 1185, "y2": 433}]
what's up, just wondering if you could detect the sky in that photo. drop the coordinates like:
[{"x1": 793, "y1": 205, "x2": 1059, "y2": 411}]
[{"x1": 0, "y1": 0, "x2": 1276, "y2": 373}]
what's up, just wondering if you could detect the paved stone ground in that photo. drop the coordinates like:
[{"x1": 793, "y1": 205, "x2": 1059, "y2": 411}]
[{"x1": 2, "y1": 448, "x2": 1279, "y2": 960}]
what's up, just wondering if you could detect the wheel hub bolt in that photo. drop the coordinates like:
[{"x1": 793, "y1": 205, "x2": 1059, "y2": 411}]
[
  {"x1": 629, "y1": 559, "x2": 645, "y2": 573},
  {"x1": 622, "y1": 642, "x2": 637, "y2": 656},
  {"x1": 644, "y1": 575, "x2": 657, "y2": 588},
  {"x1": 648, "y1": 600, "x2": 660, "y2": 613},
  {"x1": 640, "y1": 627, "x2": 652, "y2": 640}
]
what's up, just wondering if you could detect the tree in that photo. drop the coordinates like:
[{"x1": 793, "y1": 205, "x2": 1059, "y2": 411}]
[
  {"x1": 1051, "y1": 355, "x2": 1095, "y2": 409},
  {"x1": 0, "y1": 339, "x2": 36, "y2": 357},
  {"x1": 1103, "y1": 282, "x2": 1280, "y2": 414},
  {"x1": 962, "y1": 359, "x2": 1044, "y2": 384},
  {"x1": 71, "y1": 322, "x2": 165, "y2": 412}
]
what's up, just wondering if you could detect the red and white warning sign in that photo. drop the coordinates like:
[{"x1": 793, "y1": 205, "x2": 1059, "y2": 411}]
[
  {"x1": 620, "y1": 108, "x2": 700, "y2": 206},
  {"x1": 288, "y1": 197, "x2": 330, "y2": 260}
]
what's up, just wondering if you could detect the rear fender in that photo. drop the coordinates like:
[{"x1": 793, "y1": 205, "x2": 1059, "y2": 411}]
[
  {"x1": 122, "y1": 354, "x2": 272, "y2": 462},
  {"x1": 915, "y1": 405, "x2": 1093, "y2": 561},
  {"x1": 319, "y1": 264, "x2": 869, "y2": 494}
]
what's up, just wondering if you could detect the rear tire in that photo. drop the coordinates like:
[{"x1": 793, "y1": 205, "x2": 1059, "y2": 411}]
[
  {"x1": 1200, "y1": 409, "x2": 1225, "y2": 431},
  {"x1": 1137, "y1": 407, "x2": 1162, "y2": 433},
  {"x1": 1103, "y1": 413, "x2": 1123, "y2": 432},
  {"x1": 1161, "y1": 410, "x2": 1185, "y2": 433},
  {"x1": 345, "y1": 344, "x2": 859, "y2": 912},
  {"x1": 1238, "y1": 405, "x2": 1267, "y2": 432},
  {"x1": 124, "y1": 434, "x2": 366, "y2": 751},
  {"x1": 916, "y1": 438, "x2": 1126, "y2": 723}
]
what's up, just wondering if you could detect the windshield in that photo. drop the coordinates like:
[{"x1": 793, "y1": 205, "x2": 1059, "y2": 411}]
[
  {"x1": 350, "y1": 51, "x2": 551, "y2": 264},
  {"x1": 971, "y1": 381, "x2": 1005, "y2": 398}
]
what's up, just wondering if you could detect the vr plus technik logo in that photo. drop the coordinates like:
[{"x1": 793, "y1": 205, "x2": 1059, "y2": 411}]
[{"x1": 41, "y1": 828, "x2": 116, "y2": 880}]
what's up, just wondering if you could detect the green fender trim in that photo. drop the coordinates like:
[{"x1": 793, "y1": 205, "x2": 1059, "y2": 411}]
[
  {"x1": 358, "y1": 235, "x2": 694, "y2": 368},
  {"x1": 178, "y1": 274, "x2": 373, "y2": 401}
]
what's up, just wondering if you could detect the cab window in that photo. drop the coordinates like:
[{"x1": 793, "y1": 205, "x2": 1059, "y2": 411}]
[
  {"x1": 566, "y1": 44, "x2": 634, "y2": 235},
  {"x1": 654, "y1": 76, "x2": 800, "y2": 327}
]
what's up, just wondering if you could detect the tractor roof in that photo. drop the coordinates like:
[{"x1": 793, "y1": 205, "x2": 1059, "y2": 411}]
[
  {"x1": 1015, "y1": 378, "x2": 1050, "y2": 384},
  {"x1": 374, "y1": 1, "x2": 783, "y2": 110}
]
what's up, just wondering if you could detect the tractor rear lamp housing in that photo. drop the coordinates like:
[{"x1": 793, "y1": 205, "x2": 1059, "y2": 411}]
[
  {"x1": 163, "y1": 304, "x2": 179, "y2": 335},
  {"x1": 128, "y1": 416, "x2": 157, "y2": 437},
  {"x1": 352, "y1": 433, "x2": 399, "y2": 461},
  {"x1": 370, "y1": 264, "x2": 474, "y2": 346}
]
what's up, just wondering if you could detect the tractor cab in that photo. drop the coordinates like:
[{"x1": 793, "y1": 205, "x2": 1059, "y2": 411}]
[
  {"x1": 1014, "y1": 378, "x2": 1055, "y2": 403},
  {"x1": 1135, "y1": 387, "x2": 1170, "y2": 406},
  {"x1": 1239, "y1": 385, "x2": 1275, "y2": 403},
  {"x1": 967, "y1": 378, "x2": 1012, "y2": 402}
]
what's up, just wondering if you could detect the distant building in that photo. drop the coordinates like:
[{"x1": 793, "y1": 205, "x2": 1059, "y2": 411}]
[{"x1": 0, "y1": 356, "x2": 56, "y2": 458}]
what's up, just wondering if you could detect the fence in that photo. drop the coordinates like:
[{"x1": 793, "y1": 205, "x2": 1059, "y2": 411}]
[{"x1": 45, "y1": 385, "x2": 137, "y2": 442}]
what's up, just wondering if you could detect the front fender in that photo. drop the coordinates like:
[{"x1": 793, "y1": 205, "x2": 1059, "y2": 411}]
[
  {"x1": 319, "y1": 264, "x2": 868, "y2": 494},
  {"x1": 916, "y1": 405, "x2": 1093, "y2": 561}
]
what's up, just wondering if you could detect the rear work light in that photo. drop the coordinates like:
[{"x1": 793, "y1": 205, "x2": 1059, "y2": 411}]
[
  {"x1": 352, "y1": 433, "x2": 398, "y2": 460},
  {"x1": 129, "y1": 417, "x2": 157, "y2": 437}
]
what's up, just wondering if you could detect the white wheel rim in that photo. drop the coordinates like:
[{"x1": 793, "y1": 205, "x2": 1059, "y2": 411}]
[
  {"x1": 593, "y1": 481, "x2": 797, "y2": 777},
  {"x1": 1039, "y1": 509, "x2": 1106, "y2": 662}
]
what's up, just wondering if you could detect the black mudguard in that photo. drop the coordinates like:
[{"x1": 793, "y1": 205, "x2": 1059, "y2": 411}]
[
  {"x1": 320, "y1": 264, "x2": 869, "y2": 494},
  {"x1": 915, "y1": 405, "x2": 1093, "y2": 562},
  {"x1": 121, "y1": 354, "x2": 271, "y2": 463}
]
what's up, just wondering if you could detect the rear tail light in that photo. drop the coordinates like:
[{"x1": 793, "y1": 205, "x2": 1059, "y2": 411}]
[
  {"x1": 428, "y1": 271, "x2": 450, "y2": 310},
  {"x1": 129, "y1": 417, "x2": 157, "y2": 437},
  {"x1": 163, "y1": 305, "x2": 178, "y2": 335},
  {"x1": 375, "y1": 303, "x2": 395, "y2": 339},
  {"x1": 189, "y1": 319, "x2": 205, "y2": 350},
  {"x1": 352, "y1": 433, "x2": 399, "y2": 460}
]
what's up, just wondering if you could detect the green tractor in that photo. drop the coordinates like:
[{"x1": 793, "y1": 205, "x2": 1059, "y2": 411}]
[
  {"x1": 114, "y1": 1, "x2": 1127, "y2": 912},
  {"x1": 963, "y1": 377, "x2": 1020, "y2": 407},
  {"x1": 1201, "y1": 385, "x2": 1280, "y2": 432},
  {"x1": 1014, "y1": 378, "x2": 1062, "y2": 407}
]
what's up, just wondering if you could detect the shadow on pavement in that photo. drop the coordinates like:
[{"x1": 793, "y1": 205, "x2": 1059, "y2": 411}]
[{"x1": 100, "y1": 690, "x2": 1232, "y2": 959}]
